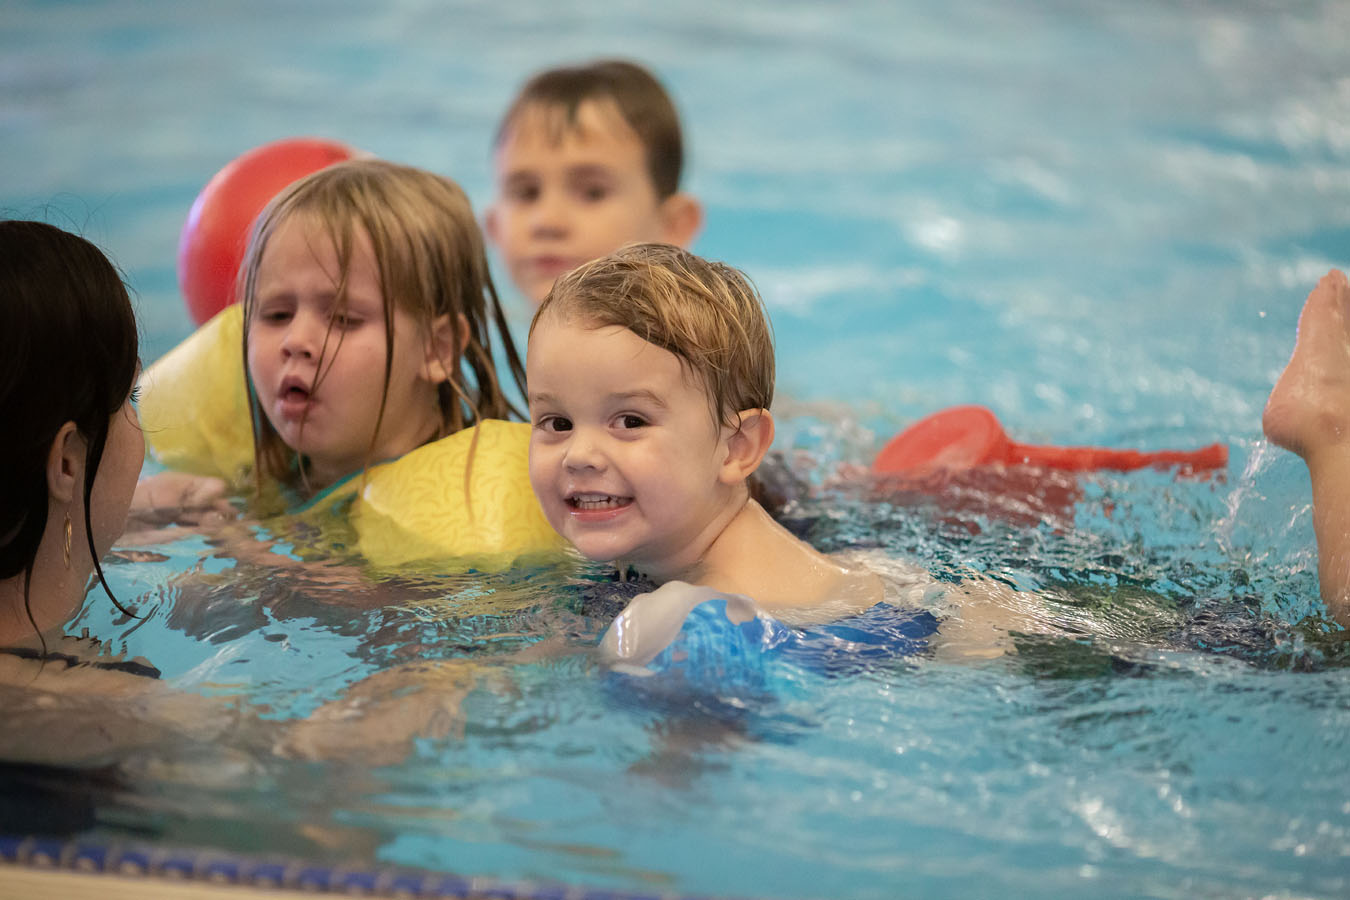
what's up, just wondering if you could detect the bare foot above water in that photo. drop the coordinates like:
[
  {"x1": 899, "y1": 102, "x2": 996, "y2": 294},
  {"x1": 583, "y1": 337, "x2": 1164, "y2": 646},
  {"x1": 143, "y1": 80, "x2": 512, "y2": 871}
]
[{"x1": 1263, "y1": 269, "x2": 1350, "y2": 461}]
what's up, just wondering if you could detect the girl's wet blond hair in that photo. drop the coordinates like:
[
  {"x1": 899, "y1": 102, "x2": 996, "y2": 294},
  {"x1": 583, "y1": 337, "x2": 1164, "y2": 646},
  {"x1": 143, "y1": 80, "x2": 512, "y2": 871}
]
[
  {"x1": 240, "y1": 159, "x2": 526, "y2": 491},
  {"x1": 531, "y1": 242, "x2": 774, "y2": 428}
]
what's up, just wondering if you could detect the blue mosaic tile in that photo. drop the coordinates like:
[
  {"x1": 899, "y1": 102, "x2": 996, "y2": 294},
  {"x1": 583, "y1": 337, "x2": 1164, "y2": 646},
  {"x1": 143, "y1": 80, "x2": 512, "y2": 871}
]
[
  {"x1": 427, "y1": 873, "x2": 476, "y2": 898},
  {"x1": 339, "y1": 868, "x2": 381, "y2": 892},
  {"x1": 0, "y1": 835, "x2": 753, "y2": 900},
  {"x1": 199, "y1": 856, "x2": 241, "y2": 883},
  {"x1": 25, "y1": 837, "x2": 65, "y2": 867},
  {"x1": 69, "y1": 842, "x2": 110, "y2": 872},
  {"x1": 113, "y1": 848, "x2": 153, "y2": 876},
  {"x1": 294, "y1": 863, "x2": 336, "y2": 890},
  {"x1": 522, "y1": 885, "x2": 571, "y2": 900},
  {"x1": 0, "y1": 835, "x2": 28, "y2": 862},
  {"x1": 385, "y1": 871, "x2": 430, "y2": 895},
  {"x1": 244, "y1": 860, "x2": 289, "y2": 887},
  {"x1": 157, "y1": 853, "x2": 197, "y2": 878}
]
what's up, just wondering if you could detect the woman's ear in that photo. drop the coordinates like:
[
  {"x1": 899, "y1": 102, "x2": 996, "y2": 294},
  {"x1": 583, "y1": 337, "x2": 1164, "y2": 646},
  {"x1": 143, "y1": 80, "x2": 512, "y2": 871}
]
[
  {"x1": 422, "y1": 313, "x2": 471, "y2": 384},
  {"x1": 718, "y1": 409, "x2": 775, "y2": 485},
  {"x1": 657, "y1": 193, "x2": 704, "y2": 249},
  {"x1": 45, "y1": 421, "x2": 84, "y2": 504}
]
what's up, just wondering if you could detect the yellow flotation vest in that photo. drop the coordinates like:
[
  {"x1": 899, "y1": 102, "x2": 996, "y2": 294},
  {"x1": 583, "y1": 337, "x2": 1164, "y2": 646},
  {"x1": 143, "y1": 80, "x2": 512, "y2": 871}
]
[
  {"x1": 137, "y1": 303, "x2": 565, "y2": 570},
  {"x1": 351, "y1": 419, "x2": 564, "y2": 570},
  {"x1": 138, "y1": 303, "x2": 253, "y2": 484}
]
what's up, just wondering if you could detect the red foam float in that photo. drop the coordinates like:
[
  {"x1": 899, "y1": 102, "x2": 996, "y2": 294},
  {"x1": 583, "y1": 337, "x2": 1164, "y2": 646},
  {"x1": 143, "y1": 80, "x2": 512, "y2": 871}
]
[
  {"x1": 177, "y1": 137, "x2": 358, "y2": 325},
  {"x1": 873, "y1": 405, "x2": 1227, "y2": 477}
]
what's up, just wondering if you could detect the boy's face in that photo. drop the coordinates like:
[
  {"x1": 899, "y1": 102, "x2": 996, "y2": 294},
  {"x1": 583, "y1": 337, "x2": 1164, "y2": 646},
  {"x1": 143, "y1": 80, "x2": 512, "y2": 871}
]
[
  {"x1": 526, "y1": 313, "x2": 736, "y2": 577},
  {"x1": 487, "y1": 100, "x2": 692, "y2": 305}
]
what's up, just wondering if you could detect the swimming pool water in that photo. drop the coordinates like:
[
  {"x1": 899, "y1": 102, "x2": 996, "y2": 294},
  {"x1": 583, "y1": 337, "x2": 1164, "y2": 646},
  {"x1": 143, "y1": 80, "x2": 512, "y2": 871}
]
[{"x1": 4, "y1": 1, "x2": 1349, "y2": 897}]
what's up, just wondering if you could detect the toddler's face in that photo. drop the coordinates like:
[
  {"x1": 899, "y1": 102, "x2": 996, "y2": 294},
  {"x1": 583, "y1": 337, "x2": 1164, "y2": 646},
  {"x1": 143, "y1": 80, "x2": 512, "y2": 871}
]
[
  {"x1": 526, "y1": 314, "x2": 736, "y2": 578},
  {"x1": 487, "y1": 100, "x2": 681, "y2": 305},
  {"x1": 246, "y1": 215, "x2": 444, "y2": 486}
]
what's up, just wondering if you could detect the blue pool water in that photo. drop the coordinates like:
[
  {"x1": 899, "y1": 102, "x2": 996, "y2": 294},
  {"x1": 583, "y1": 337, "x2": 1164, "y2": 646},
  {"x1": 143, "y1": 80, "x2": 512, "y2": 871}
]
[{"x1": 3, "y1": 1, "x2": 1349, "y2": 897}]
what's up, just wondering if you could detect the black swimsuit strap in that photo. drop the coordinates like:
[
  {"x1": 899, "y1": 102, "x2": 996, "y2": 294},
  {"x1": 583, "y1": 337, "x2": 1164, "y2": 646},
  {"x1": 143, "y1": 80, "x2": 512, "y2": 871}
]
[{"x1": 0, "y1": 645, "x2": 161, "y2": 679}]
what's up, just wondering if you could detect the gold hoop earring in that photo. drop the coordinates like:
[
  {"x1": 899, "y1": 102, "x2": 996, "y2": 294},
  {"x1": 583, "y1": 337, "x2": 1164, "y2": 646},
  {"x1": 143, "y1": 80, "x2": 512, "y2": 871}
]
[{"x1": 63, "y1": 513, "x2": 72, "y2": 568}]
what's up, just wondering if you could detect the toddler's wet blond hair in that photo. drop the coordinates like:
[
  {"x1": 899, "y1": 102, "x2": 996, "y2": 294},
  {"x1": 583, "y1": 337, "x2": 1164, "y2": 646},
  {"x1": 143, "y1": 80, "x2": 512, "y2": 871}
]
[{"x1": 532, "y1": 243, "x2": 774, "y2": 427}]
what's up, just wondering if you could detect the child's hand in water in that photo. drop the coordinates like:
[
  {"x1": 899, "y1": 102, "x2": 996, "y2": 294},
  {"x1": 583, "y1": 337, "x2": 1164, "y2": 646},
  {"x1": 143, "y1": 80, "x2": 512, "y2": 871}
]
[
  {"x1": 126, "y1": 471, "x2": 235, "y2": 535},
  {"x1": 1264, "y1": 269, "x2": 1350, "y2": 463}
]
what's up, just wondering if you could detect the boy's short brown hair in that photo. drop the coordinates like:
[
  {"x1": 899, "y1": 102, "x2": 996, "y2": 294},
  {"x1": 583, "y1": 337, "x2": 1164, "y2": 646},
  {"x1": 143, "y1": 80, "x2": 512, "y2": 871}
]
[
  {"x1": 531, "y1": 243, "x2": 774, "y2": 427},
  {"x1": 495, "y1": 59, "x2": 684, "y2": 198}
]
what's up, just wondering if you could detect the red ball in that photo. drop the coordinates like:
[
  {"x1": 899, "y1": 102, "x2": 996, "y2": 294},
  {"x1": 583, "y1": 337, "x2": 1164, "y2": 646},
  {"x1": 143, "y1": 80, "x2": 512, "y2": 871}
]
[{"x1": 177, "y1": 137, "x2": 357, "y2": 325}]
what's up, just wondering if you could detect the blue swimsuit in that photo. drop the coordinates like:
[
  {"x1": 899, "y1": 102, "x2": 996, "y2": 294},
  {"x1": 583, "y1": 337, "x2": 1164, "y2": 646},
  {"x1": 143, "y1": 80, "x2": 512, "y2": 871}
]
[{"x1": 618, "y1": 597, "x2": 939, "y2": 702}]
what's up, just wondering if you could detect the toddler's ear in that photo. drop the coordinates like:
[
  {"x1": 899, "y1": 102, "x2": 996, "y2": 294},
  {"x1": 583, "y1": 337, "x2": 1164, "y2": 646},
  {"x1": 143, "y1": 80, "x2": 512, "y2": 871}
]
[
  {"x1": 422, "y1": 314, "x2": 470, "y2": 384},
  {"x1": 658, "y1": 193, "x2": 704, "y2": 249},
  {"x1": 719, "y1": 409, "x2": 774, "y2": 485}
]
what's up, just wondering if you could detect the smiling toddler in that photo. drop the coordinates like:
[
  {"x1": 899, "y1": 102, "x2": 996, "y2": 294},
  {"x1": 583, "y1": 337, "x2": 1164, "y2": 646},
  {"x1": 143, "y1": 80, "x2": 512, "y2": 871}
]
[{"x1": 526, "y1": 243, "x2": 884, "y2": 626}]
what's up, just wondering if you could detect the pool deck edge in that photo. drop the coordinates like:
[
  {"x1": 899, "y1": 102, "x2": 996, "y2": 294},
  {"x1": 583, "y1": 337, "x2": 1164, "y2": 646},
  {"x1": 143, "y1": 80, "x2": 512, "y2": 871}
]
[{"x1": 0, "y1": 864, "x2": 354, "y2": 899}]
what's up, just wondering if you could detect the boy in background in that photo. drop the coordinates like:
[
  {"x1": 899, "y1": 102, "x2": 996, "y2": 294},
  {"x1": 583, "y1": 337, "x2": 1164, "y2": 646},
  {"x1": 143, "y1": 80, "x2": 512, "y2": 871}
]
[
  {"x1": 486, "y1": 59, "x2": 703, "y2": 306},
  {"x1": 486, "y1": 60, "x2": 818, "y2": 517}
]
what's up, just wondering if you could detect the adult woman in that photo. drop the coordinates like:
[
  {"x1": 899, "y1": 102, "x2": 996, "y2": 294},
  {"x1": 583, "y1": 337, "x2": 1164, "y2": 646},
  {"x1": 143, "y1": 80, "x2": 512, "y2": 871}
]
[
  {"x1": 0, "y1": 220, "x2": 143, "y2": 654},
  {"x1": 0, "y1": 221, "x2": 222, "y2": 774}
]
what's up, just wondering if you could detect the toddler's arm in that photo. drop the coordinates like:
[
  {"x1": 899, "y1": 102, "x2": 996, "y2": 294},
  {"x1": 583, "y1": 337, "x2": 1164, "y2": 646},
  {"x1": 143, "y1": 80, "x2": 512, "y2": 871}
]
[{"x1": 1262, "y1": 269, "x2": 1350, "y2": 627}]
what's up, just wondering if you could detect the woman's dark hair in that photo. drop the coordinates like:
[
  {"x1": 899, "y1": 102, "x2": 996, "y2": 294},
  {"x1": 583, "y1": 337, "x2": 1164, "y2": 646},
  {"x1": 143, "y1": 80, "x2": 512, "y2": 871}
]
[{"x1": 0, "y1": 220, "x2": 140, "y2": 633}]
